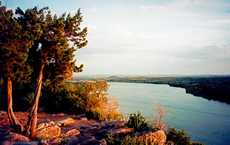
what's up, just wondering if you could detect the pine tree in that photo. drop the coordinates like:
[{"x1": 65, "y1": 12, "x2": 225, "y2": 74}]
[
  {"x1": 0, "y1": 6, "x2": 32, "y2": 132},
  {"x1": 16, "y1": 7, "x2": 87, "y2": 137}
]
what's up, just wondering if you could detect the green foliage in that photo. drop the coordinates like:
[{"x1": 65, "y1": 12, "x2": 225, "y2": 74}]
[
  {"x1": 85, "y1": 111, "x2": 102, "y2": 120},
  {"x1": 126, "y1": 112, "x2": 148, "y2": 132},
  {"x1": 121, "y1": 136, "x2": 146, "y2": 145},
  {"x1": 40, "y1": 82, "x2": 81, "y2": 113},
  {"x1": 104, "y1": 134, "x2": 121, "y2": 145},
  {"x1": 74, "y1": 80, "x2": 122, "y2": 120},
  {"x1": 104, "y1": 115, "x2": 203, "y2": 145},
  {"x1": 166, "y1": 128, "x2": 204, "y2": 145},
  {"x1": 105, "y1": 127, "x2": 203, "y2": 145},
  {"x1": 39, "y1": 81, "x2": 122, "y2": 120},
  {"x1": 167, "y1": 128, "x2": 190, "y2": 145},
  {"x1": 0, "y1": 6, "x2": 32, "y2": 81},
  {"x1": 12, "y1": 83, "x2": 34, "y2": 111},
  {"x1": 104, "y1": 134, "x2": 146, "y2": 145},
  {"x1": 0, "y1": 5, "x2": 88, "y2": 111},
  {"x1": 15, "y1": 6, "x2": 88, "y2": 88}
]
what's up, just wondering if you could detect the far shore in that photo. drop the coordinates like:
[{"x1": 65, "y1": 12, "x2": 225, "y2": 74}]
[{"x1": 75, "y1": 75, "x2": 230, "y2": 104}]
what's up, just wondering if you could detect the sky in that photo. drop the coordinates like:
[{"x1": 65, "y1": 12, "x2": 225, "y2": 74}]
[{"x1": 5, "y1": 0, "x2": 230, "y2": 75}]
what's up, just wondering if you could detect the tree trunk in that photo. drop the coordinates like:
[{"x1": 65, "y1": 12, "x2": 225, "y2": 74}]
[
  {"x1": 6, "y1": 77, "x2": 24, "y2": 132},
  {"x1": 0, "y1": 78, "x2": 5, "y2": 110},
  {"x1": 25, "y1": 64, "x2": 44, "y2": 138}
]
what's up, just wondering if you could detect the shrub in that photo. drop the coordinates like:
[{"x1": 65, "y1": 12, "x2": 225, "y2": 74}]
[
  {"x1": 85, "y1": 110, "x2": 102, "y2": 120},
  {"x1": 40, "y1": 82, "x2": 84, "y2": 113},
  {"x1": 76, "y1": 80, "x2": 122, "y2": 121},
  {"x1": 166, "y1": 128, "x2": 204, "y2": 145},
  {"x1": 121, "y1": 136, "x2": 146, "y2": 145},
  {"x1": 152, "y1": 104, "x2": 167, "y2": 131},
  {"x1": 167, "y1": 128, "x2": 191, "y2": 145},
  {"x1": 12, "y1": 83, "x2": 34, "y2": 111},
  {"x1": 126, "y1": 112, "x2": 148, "y2": 132},
  {"x1": 86, "y1": 96, "x2": 123, "y2": 121},
  {"x1": 106, "y1": 134, "x2": 164, "y2": 145},
  {"x1": 104, "y1": 134, "x2": 121, "y2": 145},
  {"x1": 104, "y1": 134, "x2": 145, "y2": 145},
  {"x1": 41, "y1": 80, "x2": 123, "y2": 120}
]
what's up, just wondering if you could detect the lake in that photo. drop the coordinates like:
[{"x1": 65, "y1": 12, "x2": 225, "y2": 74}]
[{"x1": 108, "y1": 82, "x2": 230, "y2": 145}]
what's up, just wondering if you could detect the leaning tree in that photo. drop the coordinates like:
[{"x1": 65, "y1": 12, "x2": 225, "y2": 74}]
[
  {"x1": 16, "y1": 7, "x2": 87, "y2": 137},
  {"x1": 0, "y1": 6, "x2": 32, "y2": 132}
]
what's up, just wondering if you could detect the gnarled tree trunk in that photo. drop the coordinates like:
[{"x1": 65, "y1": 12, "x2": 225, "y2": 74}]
[
  {"x1": 25, "y1": 64, "x2": 44, "y2": 138},
  {"x1": 0, "y1": 78, "x2": 5, "y2": 111},
  {"x1": 6, "y1": 76, "x2": 24, "y2": 132}
]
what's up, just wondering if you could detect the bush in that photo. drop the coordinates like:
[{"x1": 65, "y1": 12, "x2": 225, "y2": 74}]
[
  {"x1": 40, "y1": 80, "x2": 122, "y2": 120},
  {"x1": 2, "y1": 79, "x2": 122, "y2": 121},
  {"x1": 104, "y1": 134, "x2": 145, "y2": 145},
  {"x1": 105, "y1": 134, "x2": 165, "y2": 145},
  {"x1": 126, "y1": 112, "x2": 148, "y2": 132},
  {"x1": 166, "y1": 128, "x2": 191, "y2": 145},
  {"x1": 12, "y1": 83, "x2": 34, "y2": 111},
  {"x1": 104, "y1": 134, "x2": 121, "y2": 145},
  {"x1": 85, "y1": 110, "x2": 102, "y2": 120},
  {"x1": 121, "y1": 136, "x2": 145, "y2": 145},
  {"x1": 152, "y1": 104, "x2": 167, "y2": 131},
  {"x1": 77, "y1": 80, "x2": 122, "y2": 121},
  {"x1": 86, "y1": 96, "x2": 123, "y2": 121},
  {"x1": 40, "y1": 82, "x2": 84, "y2": 113}
]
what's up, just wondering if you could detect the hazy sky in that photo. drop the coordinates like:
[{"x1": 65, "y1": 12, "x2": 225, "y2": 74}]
[{"x1": 6, "y1": 0, "x2": 230, "y2": 75}]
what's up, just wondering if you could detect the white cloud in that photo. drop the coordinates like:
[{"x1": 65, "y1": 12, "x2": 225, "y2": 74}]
[
  {"x1": 7, "y1": 0, "x2": 230, "y2": 75},
  {"x1": 76, "y1": 0, "x2": 230, "y2": 75}
]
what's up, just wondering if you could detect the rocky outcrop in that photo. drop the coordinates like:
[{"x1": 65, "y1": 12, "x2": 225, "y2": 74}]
[
  {"x1": 66, "y1": 136, "x2": 107, "y2": 145},
  {"x1": 1, "y1": 132, "x2": 35, "y2": 145},
  {"x1": 137, "y1": 130, "x2": 167, "y2": 145},
  {"x1": 1, "y1": 141, "x2": 40, "y2": 145},
  {"x1": 35, "y1": 122, "x2": 61, "y2": 140},
  {"x1": 96, "y1": 121, "x2": 127, "y2": 139},
  {"x1": 58, "y1": 117, "x2": 76, "y2": 126},
  {"x1": 63, "y1": 129, "x2": 80, "y2": 138},
  {"x1": 0, "y1": 112, "x2": 168, "y2": 145},
  {"x1": 111, "y1": 128, "x2": 134, "y2": 136},
  {"x1": 6, "y1": 132, "x2": 30, "y2": 142},
  {"x1": 35, "y1": 117, "x2": 78, "y2": 140}
]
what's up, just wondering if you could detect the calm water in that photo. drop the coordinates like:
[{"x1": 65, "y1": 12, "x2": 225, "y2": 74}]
[{"x1": 108, "y1": 82, "x2": 230, "y2": 145}]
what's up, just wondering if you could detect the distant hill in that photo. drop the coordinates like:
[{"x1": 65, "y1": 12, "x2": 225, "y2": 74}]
[{"x1": 75, "y1": 75, "x2": 230, "y2": 104}]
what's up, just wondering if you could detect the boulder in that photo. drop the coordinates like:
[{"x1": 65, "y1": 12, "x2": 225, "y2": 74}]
[
  {"x1": 58, "y1": 117, "x2": 76, "y2": 126},
  {"x1": 7, "y1": 132, "x2": 30, "y2": 142},
  {"x1": 52, "y1": 113, "x2": 65, "y2": 117},
  {"x1": 137, "y1": 130, "x2": 166, "y2": 145},
  {"x1": 66, "y1": 136, "x2": 106, "y2": 145},
  {"x1": 80, "y1": 117, "x2": 88, "y2": 121},
  {"x1": 80, "y1": 137, "x2": 107, "y2": 145},
  {"x1": 63, "y1": 129, "x2": 80, "y2": 137},
  {"x1": 35, "y1": 125, "x2": 61, "y2": 140},
  {"x1": 111, "y1": 128, "x2": 134, "y2": 135},
  {"x1": 101, "y1": 121, "x2": 125, "y2": 130},
  {"x1": 37, "y1": 121, "x2": 56, "y2": 130},
  {"x1": 66, "y1": 136, "x2": 95, "y2": 145}
]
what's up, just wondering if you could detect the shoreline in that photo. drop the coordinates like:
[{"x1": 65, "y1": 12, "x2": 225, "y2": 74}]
[
  {"x1": 104, "y1": 76, "x2": 230, "y2": 105},
  {"x1": 108, "y1": 80, "x2": 230, "y2": 105}
]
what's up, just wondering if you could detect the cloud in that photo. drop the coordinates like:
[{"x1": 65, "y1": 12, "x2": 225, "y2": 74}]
[
  {"x1": 7, "y1": 0, "x2": 230, "y2": 74},
  {"x1": 74, "y1": 0, "x2": 230, "y2": 75}
]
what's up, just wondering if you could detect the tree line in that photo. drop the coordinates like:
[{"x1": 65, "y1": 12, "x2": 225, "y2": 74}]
[{"x1": 0, "y1": 4, "x2": 87, "y2": 138}]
